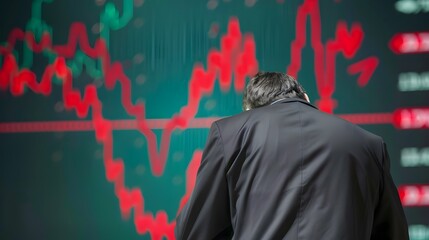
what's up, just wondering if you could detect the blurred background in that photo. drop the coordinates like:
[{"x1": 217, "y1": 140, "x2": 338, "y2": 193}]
[{"x1": 0, "y1": 0, "x2": 428, "y2": 239}]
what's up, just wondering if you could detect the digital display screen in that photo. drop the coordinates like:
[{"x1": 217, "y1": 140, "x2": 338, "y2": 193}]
[{"x1": 1, "y1": 0, "x2": 428, "y2": 239}]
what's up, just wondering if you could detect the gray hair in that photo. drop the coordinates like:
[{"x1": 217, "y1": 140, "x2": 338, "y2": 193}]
[{"x1": 242, "y1": 72, "x2": 307, "y2": 111}]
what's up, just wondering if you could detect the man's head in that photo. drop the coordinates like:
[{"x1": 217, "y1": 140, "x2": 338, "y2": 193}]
[{"x1": 242, "y1": 72, "x2": 309, "y2": 111}]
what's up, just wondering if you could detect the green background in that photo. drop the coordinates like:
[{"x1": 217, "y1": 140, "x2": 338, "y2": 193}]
[{"x1": 1, "y1": 0, "x2": 428, "y2": 239}]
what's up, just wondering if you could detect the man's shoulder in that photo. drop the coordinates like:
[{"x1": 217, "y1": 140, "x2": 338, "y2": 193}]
[
  {"x1": 313, "y1": 109, "x2": 384, "y2": 146},
  {"x1": 214, "y1": 104, "x2": 276, "y2": 127},
  {"x1": 214, "y1": 109, "x2": 253, "y2": 130},
  {"x1": 214, "y1": 102, "x2": 385, "y2": 147}
]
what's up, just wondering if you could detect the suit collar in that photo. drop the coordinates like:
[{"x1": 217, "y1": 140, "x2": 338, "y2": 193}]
[{"x1": 270, "y1": 98, "x2": 318, "y2": 109}]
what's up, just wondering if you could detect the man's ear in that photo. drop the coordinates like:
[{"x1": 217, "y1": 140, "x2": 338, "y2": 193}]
[{"x1": 304, "y1": 93, "x2": 310, "y2": 103}]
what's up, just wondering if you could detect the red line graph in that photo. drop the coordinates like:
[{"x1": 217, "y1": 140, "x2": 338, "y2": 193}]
[
  {"x1": 287, "y1": 0, "x2": 378, "y2": 113},
  {"x1": 0, "y1": 0, "x2": 382, "y2": 238},
  {"x1": 0, "y1": 18, "x2": 257, "y2": 239},
  {"x1": 0, "y1": 19, "x2": 258, "y2": 176}
]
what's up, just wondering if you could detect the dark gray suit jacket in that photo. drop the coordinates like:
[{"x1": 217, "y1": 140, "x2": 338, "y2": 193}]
[{"x1": 175, "y1": 98, "x2": 409, "y2": 240}]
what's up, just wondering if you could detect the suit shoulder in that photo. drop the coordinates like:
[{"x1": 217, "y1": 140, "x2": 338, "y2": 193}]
[
  {"x1": 310, "y1": 109, "x2": 384, "y2": 143},
  {"x1": 214, "y1": 109, "x2": 253, "y2": 129}
]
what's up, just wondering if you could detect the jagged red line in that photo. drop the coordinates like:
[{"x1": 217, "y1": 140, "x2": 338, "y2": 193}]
[
  {"x1": 287, "y1": 0, "x2": 366, "y2": 113},
  {"x1": 0, "y1": 19, "x2": 258, "y2": 176},
  {"x1": 177, "y1": 151, "x2": 202, "y2": 214},
  {"x1": 0, "y1": 18, "x2": 257, "y2": 239},
  {"x1": 347, "y1": 57, "x2": 379, "y2": 87},
  {"x1": 0, "y1": 0, "x2": 379, "y2": 237}
]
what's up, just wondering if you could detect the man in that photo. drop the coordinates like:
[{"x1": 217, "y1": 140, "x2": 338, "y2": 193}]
[{"x1": 175, "y1": 72, "x2": 409, "y2": 239}]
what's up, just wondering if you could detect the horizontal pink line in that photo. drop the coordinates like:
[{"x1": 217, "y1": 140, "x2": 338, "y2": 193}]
[
  {"x1": 337, "y1": 113, "x2": 393, "y2": 124},
  {"x1": 0, "y1": 118, "x2": 220, "y2": 133},
  {"x1": 0, "y1": 113, "x2": 392, "y2": 133}
]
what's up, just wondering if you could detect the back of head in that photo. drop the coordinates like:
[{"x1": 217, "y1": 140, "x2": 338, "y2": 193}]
[{"x1": 242, "y1": 72, "x2": 307, "y2": 111}]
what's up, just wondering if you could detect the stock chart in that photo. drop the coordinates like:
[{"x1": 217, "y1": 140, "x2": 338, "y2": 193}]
[{"x1": 0, "y1": 0, "x2": 428, "y2": 239}]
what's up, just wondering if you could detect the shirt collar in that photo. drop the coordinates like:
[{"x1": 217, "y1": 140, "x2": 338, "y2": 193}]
[
  {"x1": 269, "y1": 98, "x2": 318, "y2": 109},
  {"x1": 270, "y1": 98, "x2": 288, "y2": 105}
]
